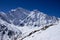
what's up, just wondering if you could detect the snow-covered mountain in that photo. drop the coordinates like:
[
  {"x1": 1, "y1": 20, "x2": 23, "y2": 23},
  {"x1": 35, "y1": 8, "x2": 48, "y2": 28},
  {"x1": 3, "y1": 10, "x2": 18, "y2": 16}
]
[
  {"x1": 0, "y1": 7, "x2": 59, "y2": 26},
  {"x1": 21, "y1": 10, "x2": 59, "y2": 27},
  {"x1": 0, "y1": 18, "x2": 22, "y2": 40},
  {"x1": 0, "y1": 7, "x2": 60, "y2": 40}
]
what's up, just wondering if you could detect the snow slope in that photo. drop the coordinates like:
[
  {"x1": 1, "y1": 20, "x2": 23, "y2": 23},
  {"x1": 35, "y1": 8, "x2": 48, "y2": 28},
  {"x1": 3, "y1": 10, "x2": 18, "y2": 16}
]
[
  {"x1": 0, "y1": 7, "x2": 60, "y2": 40},
  {"x1": 0, "y1": 18, "x2": 22, "y2": 40},
  {"x1": 23, "y1": 20, "x2": 60, "y2": 40}
]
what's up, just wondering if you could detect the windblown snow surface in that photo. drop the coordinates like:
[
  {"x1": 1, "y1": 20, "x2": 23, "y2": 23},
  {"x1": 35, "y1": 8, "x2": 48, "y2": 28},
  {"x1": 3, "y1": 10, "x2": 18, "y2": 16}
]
[{"x1": 20, "y1": 21, "x2": 60, "y2": 40}]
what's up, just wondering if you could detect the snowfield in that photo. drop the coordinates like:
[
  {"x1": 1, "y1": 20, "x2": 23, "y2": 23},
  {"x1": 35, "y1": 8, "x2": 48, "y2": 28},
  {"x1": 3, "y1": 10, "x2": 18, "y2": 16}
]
[{"x1": 22, "y1": 21, "x2": 60, "y2": 40}]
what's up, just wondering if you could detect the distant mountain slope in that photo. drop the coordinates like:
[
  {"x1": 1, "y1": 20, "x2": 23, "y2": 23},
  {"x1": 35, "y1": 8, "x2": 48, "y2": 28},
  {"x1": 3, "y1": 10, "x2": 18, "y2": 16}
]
[
  {"x1": 21, "y1": 10, "x2": 59, "y2": 27},
  {"x1": 0, "y1": 7, "x2": 59, "y2": 27}
]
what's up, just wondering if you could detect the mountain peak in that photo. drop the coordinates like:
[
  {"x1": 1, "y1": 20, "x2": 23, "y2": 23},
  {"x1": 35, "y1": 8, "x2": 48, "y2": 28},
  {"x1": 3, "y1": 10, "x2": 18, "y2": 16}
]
[
  {"x1": 0, "y1": 7, "x2": 59, "y2": 27},
  {"x1": 11, "y1": 7, "x2": 30, "y2": 12}
]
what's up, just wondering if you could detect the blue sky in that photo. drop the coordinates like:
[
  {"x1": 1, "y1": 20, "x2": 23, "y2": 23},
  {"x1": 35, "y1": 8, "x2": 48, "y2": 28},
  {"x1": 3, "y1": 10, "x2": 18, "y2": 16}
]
[{"x1": 0, "y1": 0, "x2": 60, "y2": 17}]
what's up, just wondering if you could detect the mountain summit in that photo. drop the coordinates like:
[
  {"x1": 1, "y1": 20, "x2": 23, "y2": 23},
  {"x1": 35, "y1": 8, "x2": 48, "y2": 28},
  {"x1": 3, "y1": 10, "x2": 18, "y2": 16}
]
[
  {"x1": 0, "y1": 7, "x2": 59, "y2": 40},
  {"x1": 0, "y1": 7, "x2": 59, "y2": 26}
]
